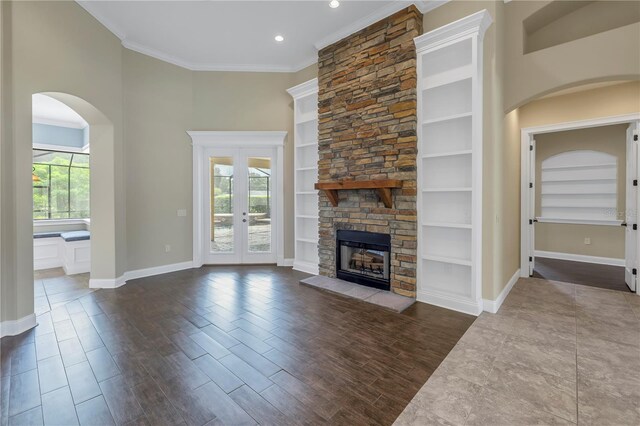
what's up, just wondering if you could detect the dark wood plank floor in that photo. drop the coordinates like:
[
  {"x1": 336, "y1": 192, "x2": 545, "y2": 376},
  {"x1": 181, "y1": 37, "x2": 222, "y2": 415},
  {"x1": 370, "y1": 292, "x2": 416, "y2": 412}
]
[
  {"x1": 533, "y1": 257, "x2": 629, "y2": 292},
  {"x1": 1, "y1": 266, "x2": 475, "y2": 426}
]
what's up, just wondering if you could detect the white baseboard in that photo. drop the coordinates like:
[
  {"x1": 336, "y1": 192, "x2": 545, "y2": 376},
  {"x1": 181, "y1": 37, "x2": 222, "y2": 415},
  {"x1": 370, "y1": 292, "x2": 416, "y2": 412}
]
[
  {"x1": 278, "y1": 258, "x2": 294, "y2": 267},
  {"x1": 292, "y1": 260, "x2": 319, "y2": 275},
  {"x1": 417, "y1": 290, "x2": 483, "y2": 316},
  {"x1": 483, "y1": 268, "x2": 520, "y2": 314},
  {"x1": 0, "y1": 313, "x2": 37, "y2": 338},
  {"x1": 89, "y1": 275, "x2": 126, "y2": 289},
  {"x1": 125, "y1": 261, "x2": 193, "y2": 281},
  {"x1": 535, "y1": 250, "x2": 624, "y2": 267}
]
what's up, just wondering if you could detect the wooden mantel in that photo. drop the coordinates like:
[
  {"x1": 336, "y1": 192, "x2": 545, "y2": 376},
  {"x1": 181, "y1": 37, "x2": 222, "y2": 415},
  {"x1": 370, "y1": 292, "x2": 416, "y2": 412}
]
[{"x1": 314, "y1": 179, "x2": 403, "y2": 208}]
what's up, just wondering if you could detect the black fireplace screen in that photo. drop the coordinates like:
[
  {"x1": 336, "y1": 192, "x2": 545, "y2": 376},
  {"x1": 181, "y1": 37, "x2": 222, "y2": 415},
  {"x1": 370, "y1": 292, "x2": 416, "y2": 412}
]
[{"x1": 336, "y1": 230, "x2": 391, "y2": 291}]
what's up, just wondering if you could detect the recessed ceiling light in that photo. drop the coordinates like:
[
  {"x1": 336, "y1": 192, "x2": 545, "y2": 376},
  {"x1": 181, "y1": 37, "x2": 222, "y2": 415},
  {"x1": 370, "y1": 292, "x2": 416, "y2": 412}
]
[
  {"x1": 329, "y1": 0, "x2": 340, "y2": 9},
  {"x1": 274, "y1": 35, "x2": 284, "y2": 42}
]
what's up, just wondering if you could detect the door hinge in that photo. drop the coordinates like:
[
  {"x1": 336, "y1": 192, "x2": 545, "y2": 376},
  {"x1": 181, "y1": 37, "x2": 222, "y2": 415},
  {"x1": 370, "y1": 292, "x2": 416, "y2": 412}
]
[
  {"x1": 634, "y1": 179, "x2": 638, "y2": 187},
  {"x1": 634, "y1": 135, "x2": 638, "y2": 142},
  {"x1": 529, "y1": 219, "x2": 533, "y2": 225},
  {"x1": 633, "y1": 268, "x2": 637, "y2": 276},
  {"x1": 634, "y1": 224, "x2": 638, "y2": 231},
  {"x1": 529, "y1": 182, "x2": 533, "y2": 188},
  {"x1": 529, "y1": 256, "x2": 533, "y2": 262},
  {"x1": 530, "y1": 145, "x2": 534, "y2": 151}
]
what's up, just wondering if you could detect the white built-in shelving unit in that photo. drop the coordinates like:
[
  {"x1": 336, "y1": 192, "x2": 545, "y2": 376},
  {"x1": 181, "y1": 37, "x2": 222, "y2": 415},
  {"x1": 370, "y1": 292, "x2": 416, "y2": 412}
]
[
  {"x1": 287, "y1": 79, "x2": 320, "y2": 275},
  {"x1": 538, "y1": 150, "x2": 620, "y2": 225},
  {"x1": 414, "y1": 10, "x2": 492, "y2": 315}
]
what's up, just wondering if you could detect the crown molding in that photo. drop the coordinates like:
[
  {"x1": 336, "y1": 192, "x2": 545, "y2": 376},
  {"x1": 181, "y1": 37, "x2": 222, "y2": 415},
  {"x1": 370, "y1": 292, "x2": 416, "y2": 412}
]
[
  {"x1": 78, "y1": 0, "x2": 448, "y2": 73},
  {"x1": 287, "y1": 78, "x2": 319, "y2": 99},
  {"x1": 414, "y1": 9, "x2": 493, "y2": 52},
  {"x1": 187, "y1": 131, "x2": 287, "y2": 147}
]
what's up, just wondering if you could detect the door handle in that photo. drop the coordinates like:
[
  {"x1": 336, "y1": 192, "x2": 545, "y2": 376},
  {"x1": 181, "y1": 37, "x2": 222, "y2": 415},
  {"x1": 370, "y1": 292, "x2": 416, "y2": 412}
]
[{"x1": 242, "y1": 219, "x2": 247, "y2": 223}]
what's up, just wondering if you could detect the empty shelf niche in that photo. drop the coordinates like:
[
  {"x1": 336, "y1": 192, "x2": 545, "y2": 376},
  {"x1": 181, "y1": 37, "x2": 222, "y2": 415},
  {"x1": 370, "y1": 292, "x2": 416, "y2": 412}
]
[
  {"x1": 422, "y1": 259, "x2": 472, "y2": 298},
  {"x1": 297, "y1": 120, "x2": 318, "y2": 146},
  {"x1": 423, "y1": 226, "x2": 471, "y2": 263},
  {"x1": 296, "y1": 239, "x2": 318, "y2": 261},
  {"x1": 296, "y1": 216, "x2": 318, "y2": 241},
  {"x1": 422, "y1": 191, "x2": 472, "y2": 225},
  {"x1": 422, "y1": 114, "x2": 472, "y2": 156},
  {"x1": 296, "y1": 168, "x2": 317, "y2": 192},
  {"x1": 296, "y1": 193, "x2": 318, "y2": 216},
  {"x1": 422, "y1": 38, "x2": 472, "y2": 89},
  {"x1": 422, "y1": 78, "x2": 472, "y2": 123},
  {"x1": 296, "y1": 144, "x2": 318, "y2": 169},
  {"x1": 422, "y1": 154, "x2": 472, "y2": 189}
]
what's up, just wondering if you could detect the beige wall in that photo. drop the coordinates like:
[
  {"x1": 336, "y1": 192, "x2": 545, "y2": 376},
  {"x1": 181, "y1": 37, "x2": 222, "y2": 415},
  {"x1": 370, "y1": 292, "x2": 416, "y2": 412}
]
[
  {"x1": 2, "y1": 0, "x2": 126, "y2": 322},
  {"x1": 1, "y1": 1, "x2": 319, "y2": 324},
  {"x1": 504, "y1": 0, "x2": 640, "y2": 111},
  {"x1": 534, "y1": 125, "x2": 627, "y2": 259}
]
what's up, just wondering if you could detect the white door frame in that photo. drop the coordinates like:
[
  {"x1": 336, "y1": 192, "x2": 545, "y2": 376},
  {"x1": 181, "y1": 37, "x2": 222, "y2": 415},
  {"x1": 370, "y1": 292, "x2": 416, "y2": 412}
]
[
  {"x1": 520, "y1": 113, "x2": 640, "y2": 283},
  {"x1": 188, "y1": 131, "x2": 286, "y2": 268}
]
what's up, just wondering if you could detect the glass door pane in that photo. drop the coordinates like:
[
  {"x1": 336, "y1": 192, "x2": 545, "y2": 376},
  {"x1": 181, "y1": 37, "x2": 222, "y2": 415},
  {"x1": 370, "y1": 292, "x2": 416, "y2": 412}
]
[
  {"x1": 247, "y1": 157, "x2": 272, "y2": 253},
  {"x1": 210, "y1": 156, "x2": 234, "y2": 253}
]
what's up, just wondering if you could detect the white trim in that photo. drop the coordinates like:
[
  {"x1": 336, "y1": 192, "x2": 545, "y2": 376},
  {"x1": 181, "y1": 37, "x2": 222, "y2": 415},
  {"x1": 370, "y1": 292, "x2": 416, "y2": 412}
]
[
  {"x1": 124, "y1": 261, "x2": 193, "y2": 281},
  {"x1": 187, "y1": 131, "x2": 286, "y2": 147},
  {"x1": 535, "y1": 218, "x2": 623, "y2": 226},
  {"x1": 0, "y1": 314, "x2": 37, "y2": 338},
  {"x1": 414, "y1": 9, "x2": 492, "y2": 53},
  {"x1": 520, "y1": 113, "x2": 640, "y2": 278},
  {"x1": 89, "y1": 275, "x2": 126, "y2": 289},
  {"x1": 483, "y1": 269, "x2": 520, "y2": 314},
  {"x1": 279, "y1": 258, "x2": 294, "y2": 267},
  {"x1": 293, "y1": 260, "x2": 319, "y2": 276},
  {"x1": 416, "y1": 289, "x2": 483, "y2": 316},
  {"x1": 79, "y1": 0, "x2": 446, "y2": 73},
  {"x1": 287, "y1": 78, "x2": 319, "y2": 99},
  {"x1": 535, "y1": 250, "x2": 625, "y2": 267},
  {"x1": 188, "y1": 131, "x2": 286, "y2": 268}
]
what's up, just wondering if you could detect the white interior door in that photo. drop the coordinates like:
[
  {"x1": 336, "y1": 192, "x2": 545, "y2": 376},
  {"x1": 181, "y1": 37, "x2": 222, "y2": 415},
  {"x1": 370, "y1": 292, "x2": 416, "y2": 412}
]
[
  {"x1": 529, "y1": 137, "x2": 536, "y2": 276},
  {"x1": 205, "y1": 148, "x2": 276, "y2": 264},
  {"x1": 625, "y1": 123, "x2": 638, "y2": 292}
]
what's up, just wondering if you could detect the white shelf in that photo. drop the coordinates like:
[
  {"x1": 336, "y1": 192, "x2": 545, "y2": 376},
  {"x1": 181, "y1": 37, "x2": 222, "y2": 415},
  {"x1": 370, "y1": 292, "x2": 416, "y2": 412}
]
[
  {"x1": 535, "y1": 217, "x2": 623, "y2": 226},
  {"x1": 423, "y1": 111, "x2": 472, "y2": 125},
  {"x1": 422, "y1": 150, "x2": 472, "y2": 159},
  {"x1": 542, "y1": 163, "x2": 616, "y2": 171},
  {"x1": 296, "y1": 237, "x2": 318, "y2": 244},
  {"x1": 423, "y1": 65, "x2": 472, "y2": 90},
  {"x1": 422, "y1": 254, "x2": 472, "y2": 267},
  {"x1": 423, "y1": 222, "x2": 472, "y2": 229},
  {"x1": 289, "y1": 78, "x2": 320, "y2": 274},
  {"x1": 297, "y1": 115, "x2": 318, "y2": 125},
  {"x1": 422, "y1": 187, "x2": 472, "y2": 193}
]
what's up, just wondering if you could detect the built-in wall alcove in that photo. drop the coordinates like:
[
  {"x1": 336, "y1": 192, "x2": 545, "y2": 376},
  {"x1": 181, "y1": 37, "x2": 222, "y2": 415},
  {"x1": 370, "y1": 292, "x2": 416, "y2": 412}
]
[{"x1": 523, "y1": 0, "x2": 640, "y2": 54}]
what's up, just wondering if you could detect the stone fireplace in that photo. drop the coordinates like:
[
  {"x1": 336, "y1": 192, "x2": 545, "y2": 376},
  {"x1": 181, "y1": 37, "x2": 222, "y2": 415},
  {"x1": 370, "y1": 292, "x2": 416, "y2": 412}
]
[{"x1": 317, "y1": 6, "x2": 422, "y2": 297}]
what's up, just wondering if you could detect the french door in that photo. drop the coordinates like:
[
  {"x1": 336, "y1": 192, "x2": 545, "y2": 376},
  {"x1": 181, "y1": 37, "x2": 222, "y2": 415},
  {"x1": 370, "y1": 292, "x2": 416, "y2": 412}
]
[{"x1": 204, "y1": 147, "x2": 276, "y2": 264}]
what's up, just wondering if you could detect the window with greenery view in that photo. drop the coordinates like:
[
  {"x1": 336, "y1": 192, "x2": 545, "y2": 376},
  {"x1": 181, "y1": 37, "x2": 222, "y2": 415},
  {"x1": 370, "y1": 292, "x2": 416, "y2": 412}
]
[{"x1": 33, "y1": 150, "x2": 90, "y2": 219}]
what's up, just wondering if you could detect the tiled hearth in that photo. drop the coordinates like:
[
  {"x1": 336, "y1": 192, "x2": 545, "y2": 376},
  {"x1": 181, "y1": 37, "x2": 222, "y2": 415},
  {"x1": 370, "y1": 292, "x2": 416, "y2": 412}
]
[{"x1": 300, "y1": 275, "x2": 415, "y2": 312}]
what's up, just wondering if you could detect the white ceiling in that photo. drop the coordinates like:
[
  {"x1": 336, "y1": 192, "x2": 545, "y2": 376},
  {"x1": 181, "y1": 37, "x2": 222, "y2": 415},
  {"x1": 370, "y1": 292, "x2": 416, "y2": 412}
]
[
  {"x1": 77, "y1": 1, "x2": 444, "y2": 72},
  {"x1": 32, "y1": 94, "x2": 89, "y2": 129}
]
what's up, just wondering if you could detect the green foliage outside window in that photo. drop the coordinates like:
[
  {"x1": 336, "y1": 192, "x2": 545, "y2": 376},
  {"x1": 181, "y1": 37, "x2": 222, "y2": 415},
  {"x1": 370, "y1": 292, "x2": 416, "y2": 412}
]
[{"x1": 33, "y1": 150, "x2": 90, "y2": 219}]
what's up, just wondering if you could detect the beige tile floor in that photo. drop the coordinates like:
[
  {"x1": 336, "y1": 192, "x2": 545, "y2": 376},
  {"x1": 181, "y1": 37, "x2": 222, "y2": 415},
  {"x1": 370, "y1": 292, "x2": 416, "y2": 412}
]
[
  {"x1": 34, "y1": 269, "x2": 93, "y2": 316},
  {"x1": 394, "y1": 277, "x2": 640, "y2": 425}
]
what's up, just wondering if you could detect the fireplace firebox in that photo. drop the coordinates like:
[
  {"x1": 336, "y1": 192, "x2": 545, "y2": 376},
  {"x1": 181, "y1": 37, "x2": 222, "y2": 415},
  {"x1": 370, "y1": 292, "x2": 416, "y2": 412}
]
[{"x1": 336, "y1": 230, "x2": 391, "y2": 291}]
